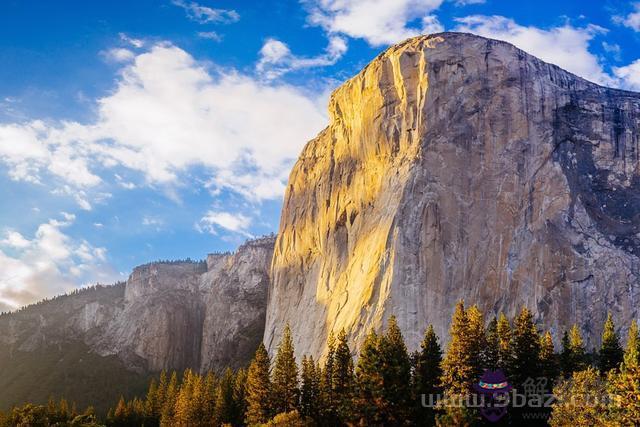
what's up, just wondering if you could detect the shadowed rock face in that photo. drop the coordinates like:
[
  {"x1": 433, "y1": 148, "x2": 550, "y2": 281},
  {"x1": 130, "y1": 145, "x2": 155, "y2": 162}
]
[
  {"x1": 0, "y1": 236, "x2": 275, "y2": 373},
  {"x1": 265, "y1": 32, "x2": 640, "y2": 360}
]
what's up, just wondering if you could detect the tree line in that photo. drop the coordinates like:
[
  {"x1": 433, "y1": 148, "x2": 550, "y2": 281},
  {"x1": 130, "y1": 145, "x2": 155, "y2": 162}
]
[{"x1": 3, "y1": 301, "x2": 640, "y2": 426}]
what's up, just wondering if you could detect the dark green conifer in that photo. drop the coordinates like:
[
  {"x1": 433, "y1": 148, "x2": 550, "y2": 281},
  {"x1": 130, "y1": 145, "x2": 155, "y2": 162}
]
[
  {"x1": 377, "y1": 316, "x2": 412, "y2": 424},
  {"x1": 271, "y1": 324, "x2": 299, "y2": 414},
  {"x1": 599, "y1": 313, "x2": 623, "y2": 374},
  {"x1": 484, "y1": 317, "x2": 500, "y2": 370},
  {"x1": 510, "y1": 307, "x2": 541, "y2": 388},
  {"x1": 354, "y1": 330, "x2": 384, "y2": 425},
  {"x1": 332, "y1": 329, "x2": 355, "y2": 422},
  {"x1": 413, "y1": 324, "x2": 443, "y2": 426},
  {"x1": 497, "y1": 313, "x2": 512, "y2": 373}
]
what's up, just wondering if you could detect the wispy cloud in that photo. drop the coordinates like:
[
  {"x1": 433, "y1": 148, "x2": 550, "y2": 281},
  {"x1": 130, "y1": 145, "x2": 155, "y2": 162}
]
[
  {"x1": 613, "y1": 2, "x2": 640, "y2": 32},
  {"x1": 198, "y1": 31, "x2": 223, "y2": 42},
  {"x1": 119, "y1": 33, "x2": 144, "y2": 48},
  {"x1": 257, "y1": 36, "x2": 347, "y2": 79},
  {"x1": 172, "y1": 0, "x2": 239, "y2": 24},
  {"x1": 103, "y1": 48, "x2": 135, "y2": 63},
  {"x1": 198, "y1": 211, "x2": 252, "y2": 237}
]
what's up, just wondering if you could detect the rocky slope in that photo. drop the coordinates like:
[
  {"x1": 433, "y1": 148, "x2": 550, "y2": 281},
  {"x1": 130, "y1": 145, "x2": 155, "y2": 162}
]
[
  {"x1": 265, "y1": 32, "x2": 640, "y2": 360},
  {"x1": 0, "y1": 235, "x2": 275, "y2": 374}
]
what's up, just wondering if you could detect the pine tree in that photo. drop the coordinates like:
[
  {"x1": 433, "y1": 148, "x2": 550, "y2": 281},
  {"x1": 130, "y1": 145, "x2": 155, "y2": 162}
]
[
  {"x1": 246, "y1": 343, "x2": 272, "y2": 425},
  {"x1": 300, "y1": 355, "x2": 319, "y2": 420},
  {"x1": 202, "y1": 371, "x2": 218, "y2": 422},
  {"x1": 378, "y1": 316, "x2": 412, "y2": 424},
  {"x1": 144, "y1": 378, "x2": 159, "y2": 424},
  {"x1": 540, "y1": 331, "x2": 559, "y2": 382},
  {"x1": 114, "y1": 396, "x2": 129, "y2": 425},
  {"x1": 354, "y1": 330, "x2": 384, "y2": 425},
  {"x1": 59, "y1": 398, "x2": 70, "y2": 421},
  {"x1": 233, "y1": 368, "x2": 248, "y2": 425},
  {"x1": 160, "y1": 371, "x2": 179, "y2": 426},
  {"x1": 607, "y1": 365, "x2": 640, "y2": 424},
  {"x1": 46, "y1": 397, "x2": 58, "y2": 423},
  {"x1": 510, "y1": 307, "x2": 541, "y2": 388},
  {"x1": 271, "y1": 324, "x2": 299, "y2": 415},
  {"x1": 313, "y1": 360, "x2": 324, "y2": 423},
  {"x1": 549, "y1": 367, "x2": 608, "y2": 426},
  {"x1": 466, "y1": 305, "x2": 486, "y2": 376},
  {"x1": 569, "y1": 324, "x2": 587, "y2": 372},
  {"x1": 413, "y1": 324, "x2": 443, "y2": 426},
  {"x1": 441, "y1": 300, "x2": 475, "y2": 394},
  {"x1": 214, "y1": 368, "x2": 236, "y2": 425},
  {"x1": 624, "y1": 320, "x2": 640, "y2": 368},
  {"x1": 174, "y1": 369, "x2": 195, "y2": 425},
  {"x1": 193, "y1": 372, "x2": 208, "y2": 424},
  {"x1": 560, "y1": 331, "x2": 573, "y2": 378},
  {"x1": 539, "y1": 329, "x2": 558, "y2": 422},
  {"x1": 484, "y1": 317, "x2": 500, "y2": 370},
  {"x1": 497, "y1": 313, "x2": 512, "y2": 373},
  {"x1": 332, "y1": 329, "x2": 355, "y2": 423},
  {"x1": 599, "y1": 313, "x2": 623, "y2": 374},
  {"x1": 155, "y1": 371, "x2": 168, "y2": 419},
  {"x1": 319, "y1": 331, "x2": 336, "y2": 421},
  {"x1": 130, "y1": 398, "x2": 145, "y2": 425}
]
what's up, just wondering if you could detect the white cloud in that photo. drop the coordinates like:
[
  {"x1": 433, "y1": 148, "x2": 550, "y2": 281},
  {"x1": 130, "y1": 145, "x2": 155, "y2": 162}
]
[
  {"x1": 421, "y1": 15, "x2": 444, "y2": 34},
  {"x1": 198, "y1": 211, "x2": 252, "y2": 236},
  {"x1": 1, "y1": 231, "x2": 31, "y2": 249},
  {"x1": 257, "y1": 36, "x2": 347, "y2": 79},
  {"x1": 104, "y1": 48, "x2": 135, "y2": 63},
  {"x1": 142, "y1": 216, "x2": 164, "y2": 228},
  {"x1": 452, "y1": 0, "x2": 485, "y2": 5},
  {"x1": 614, "y1": 60, "x2": 640, "y2": 91},
  {"x1": 0, "y1": 44, "x2": 328, "y2": 202},
  {"x1": 0, "y1": 216, "x2": 120, "y2": 310},
  {"x1": 454, "y1": 16, "x2": 616, "y2": 86},
  {"x1": 198, "y1": 31, "x2": 223, "y2": 42},
  {"x1": 614, "y1": 3, "x2": 640, "y2": 32},
  {"x1": 172, "y1": 0, "x2": 239, "y2": 24},
  {"x1": 602, "y1": 41, "x2": 622, "y2": 60},
  {"x1": 304, "y1": 0, "x2": 444, "y2": 46},
  {"x1": 119, "y1": 33, "x2": 144, "y2": 48}
]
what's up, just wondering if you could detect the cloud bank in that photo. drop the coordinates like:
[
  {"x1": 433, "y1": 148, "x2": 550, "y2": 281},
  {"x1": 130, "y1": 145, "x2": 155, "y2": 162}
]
[
  {"x1": 0, "y1": 214, "x2": 120, "y2": 310},
  {"x1": 0, "y1": 44, "x2": 328, "y2": 206}
]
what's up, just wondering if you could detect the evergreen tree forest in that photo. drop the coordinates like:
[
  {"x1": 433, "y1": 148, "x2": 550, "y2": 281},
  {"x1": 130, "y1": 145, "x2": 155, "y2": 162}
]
[{"x1": 3, "y1": 304, "x2": 640, "y2": 426}]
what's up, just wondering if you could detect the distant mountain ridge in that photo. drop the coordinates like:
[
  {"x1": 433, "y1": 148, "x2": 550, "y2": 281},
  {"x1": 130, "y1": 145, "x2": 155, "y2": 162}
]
[{"x1": 0, "y1": 235, "x2": 275, "y2": 411}]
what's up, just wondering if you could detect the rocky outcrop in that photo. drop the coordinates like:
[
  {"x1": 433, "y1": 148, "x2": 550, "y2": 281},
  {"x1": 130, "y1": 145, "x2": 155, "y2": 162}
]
[
  {"x1": 265, "y1": 32, "x2": 640, "y2": 360},
  {"x1": 0, "y1": 236, "x2": 275, "y2": 373},
  {"x1": 200, "y1": 237, "x2": 274, "y2": 372}
]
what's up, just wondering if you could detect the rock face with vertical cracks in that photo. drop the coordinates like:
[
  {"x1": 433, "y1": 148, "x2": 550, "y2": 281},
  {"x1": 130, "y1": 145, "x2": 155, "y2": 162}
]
[
  {"x1": 265, "y1": 32, "x2": 640, "y2": 359},
  {"x1": 0, "y1": 236, "x2": 275, "y2": 373}
]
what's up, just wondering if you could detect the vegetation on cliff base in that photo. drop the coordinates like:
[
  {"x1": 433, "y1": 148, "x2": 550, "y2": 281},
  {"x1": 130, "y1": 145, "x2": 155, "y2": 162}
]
[{"x1": 2, "y1": 306, "x2": 640, "y2": 426}]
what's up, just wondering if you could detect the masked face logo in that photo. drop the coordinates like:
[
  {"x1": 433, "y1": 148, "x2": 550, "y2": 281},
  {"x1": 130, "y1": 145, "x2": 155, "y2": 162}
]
[{"x1": 473, "y1": 370, "x2": 512, "y2": 422}]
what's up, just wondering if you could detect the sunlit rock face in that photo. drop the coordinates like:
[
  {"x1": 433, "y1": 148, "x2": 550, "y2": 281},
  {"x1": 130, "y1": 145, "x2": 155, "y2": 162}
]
[
  {"x1": 266, "y1": 32, "x2": 640, "y2": 360},
  {"x1": 0, "y1": 236, "x2": 275, "y2": 373}
]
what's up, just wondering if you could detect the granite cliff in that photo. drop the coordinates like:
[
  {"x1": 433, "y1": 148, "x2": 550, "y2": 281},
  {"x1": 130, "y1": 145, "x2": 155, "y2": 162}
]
[{"x1": 265, "y1": 32, "x2": 640, "y2": 360}]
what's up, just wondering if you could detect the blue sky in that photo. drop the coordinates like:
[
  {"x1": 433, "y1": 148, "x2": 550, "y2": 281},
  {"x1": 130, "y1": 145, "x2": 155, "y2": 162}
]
[{"x1": 1, "y1": 0, "x2": 640, "y2": 310}]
